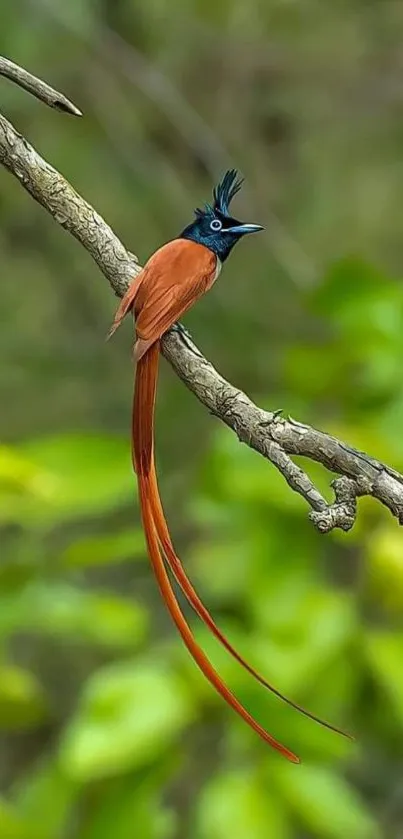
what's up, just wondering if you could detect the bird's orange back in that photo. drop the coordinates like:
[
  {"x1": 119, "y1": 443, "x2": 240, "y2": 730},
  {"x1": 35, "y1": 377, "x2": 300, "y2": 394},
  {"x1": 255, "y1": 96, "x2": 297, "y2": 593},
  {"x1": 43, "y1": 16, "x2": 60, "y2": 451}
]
[{"x1": 133, "y1": 239, "x2": 217, "y2": 359}]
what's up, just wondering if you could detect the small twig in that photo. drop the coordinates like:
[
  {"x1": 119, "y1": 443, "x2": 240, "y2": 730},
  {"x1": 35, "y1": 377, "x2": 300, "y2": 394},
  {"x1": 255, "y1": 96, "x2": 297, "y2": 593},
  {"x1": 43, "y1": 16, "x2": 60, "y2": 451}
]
[
  {"x1": 0, "y1": 56, "x2": 82, "y2": 116},
  {"x1": 1, "y1": 57, "x2": 402, "y2": 533},
  {"x1": 258, "y1": 441, "x2": 330, "y2": 514}
]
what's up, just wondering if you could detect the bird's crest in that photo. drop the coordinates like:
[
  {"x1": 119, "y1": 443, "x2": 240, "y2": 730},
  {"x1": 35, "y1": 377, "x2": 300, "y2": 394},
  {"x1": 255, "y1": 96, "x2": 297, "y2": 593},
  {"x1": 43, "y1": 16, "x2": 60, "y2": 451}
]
[
  {"x1": 213, "y1": 169, "x2": 244, "y2": 214},
  {"x1": 194, "y1": 169, "x2": 244, "y2": 219}
]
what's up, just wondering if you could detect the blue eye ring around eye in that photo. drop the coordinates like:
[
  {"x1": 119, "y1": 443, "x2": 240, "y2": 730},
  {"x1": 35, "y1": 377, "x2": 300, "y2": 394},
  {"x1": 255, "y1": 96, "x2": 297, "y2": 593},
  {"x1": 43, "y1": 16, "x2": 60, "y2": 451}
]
[{"x1": 210, "y1": 218, "x2": 222, "y2": 231}]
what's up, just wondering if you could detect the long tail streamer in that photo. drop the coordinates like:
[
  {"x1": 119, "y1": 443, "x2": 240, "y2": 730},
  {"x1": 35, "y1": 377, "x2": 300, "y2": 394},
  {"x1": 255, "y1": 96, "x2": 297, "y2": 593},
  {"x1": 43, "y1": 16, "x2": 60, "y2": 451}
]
[{"x1": 132, "y1": 341, "x2": 352, "y2": 761}]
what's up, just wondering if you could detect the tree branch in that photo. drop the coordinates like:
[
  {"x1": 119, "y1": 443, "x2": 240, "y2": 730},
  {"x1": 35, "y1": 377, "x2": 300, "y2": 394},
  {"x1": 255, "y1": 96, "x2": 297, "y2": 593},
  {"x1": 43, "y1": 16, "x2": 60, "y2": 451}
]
[
  {"x1": 1, "y1": 58, "x2": 402, "y2": 531},
  {"x1": 0, "y1": 56, "x2": 82, "y2": 116}
]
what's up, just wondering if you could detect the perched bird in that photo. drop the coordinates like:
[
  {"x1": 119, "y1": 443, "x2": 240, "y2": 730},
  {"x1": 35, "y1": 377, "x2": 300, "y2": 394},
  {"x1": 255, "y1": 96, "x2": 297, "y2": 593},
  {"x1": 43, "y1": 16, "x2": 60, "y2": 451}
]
[{"x1": 109, "y1": 171, "x2": 350, "y2": 762}]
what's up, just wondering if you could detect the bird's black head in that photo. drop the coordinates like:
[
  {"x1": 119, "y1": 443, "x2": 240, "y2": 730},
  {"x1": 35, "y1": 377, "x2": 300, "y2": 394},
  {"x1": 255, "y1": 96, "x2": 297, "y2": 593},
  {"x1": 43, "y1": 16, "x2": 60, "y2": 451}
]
[{"x1": 180, "y1": 170, "x2": 263, "y2": 262}]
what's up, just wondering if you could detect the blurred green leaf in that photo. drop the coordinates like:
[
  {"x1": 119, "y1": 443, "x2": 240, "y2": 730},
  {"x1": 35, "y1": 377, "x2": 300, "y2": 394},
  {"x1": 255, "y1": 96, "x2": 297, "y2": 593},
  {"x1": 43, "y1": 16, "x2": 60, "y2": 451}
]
[
  {"x1": 14, "y1": 761, "x2": 77, "y2": 839},
  {"x1": 2, "y1": 434, "x2": 134, "y2": 527},
  {"x1": 367, "y1": 525, "x2": 403, "y2": 611},
  {"x1": 315, "y1": 258, "x2": 403, "y2": 344},
  {"x1": 60, "y1": 661, "x2": 195, "y2": 780},
  {"x1": 0, "y1": 798, "x2": 35, "y2": 839},
  {"x1": 61, "y1": 528, "x2": 145, "y2": 568},
  {"x1": 0, "y1": 445, "x2": 51, "y2": 496},
  {"x1": 252, "y1": 586, "x2": 355, "y2": 691},
  {"x1": 274, "y1": 763, "x2": 379, "y2": 839},
  {"x1": 366, "y1": 632, "x2": 403, "y2": 726},
  {"x1": 80, "y1": 775, "x2": 176, "y2": 839},
  {"x1": 0, "y1": 445, "x2": 55, "y2": 526},
  {"x1": 0, "y1": 666, "x2": 47, "y2": 730},
  {"x1": 196, "y1": 769, "x2": 290, "y2": 839},
  {"x1": 29, "y1": 584, "x2": 149, "y2": 649},
  {"x1": 0, "y1": 584, "x2": 148, "y2": 649},
  {"x1": 283, "y1": 343, "x2": 352, "y2": 400},
  {"x1": 189, "y1": 538, "x2": 252, "y2": 601}
]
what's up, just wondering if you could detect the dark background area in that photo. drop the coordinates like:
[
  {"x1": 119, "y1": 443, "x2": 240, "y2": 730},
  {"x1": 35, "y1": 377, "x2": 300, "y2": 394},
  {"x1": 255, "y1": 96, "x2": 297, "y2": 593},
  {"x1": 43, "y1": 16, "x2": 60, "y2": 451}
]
[{"x1": 1, "y1": 1, "x2": 403, "y2": 837}]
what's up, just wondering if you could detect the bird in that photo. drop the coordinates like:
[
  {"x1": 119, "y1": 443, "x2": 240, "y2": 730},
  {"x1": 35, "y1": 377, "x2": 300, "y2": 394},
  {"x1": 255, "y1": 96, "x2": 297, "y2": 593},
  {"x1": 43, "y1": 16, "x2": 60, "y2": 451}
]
[{"x1": 108, "y1": 170, "x2": 351, "y2": 762}]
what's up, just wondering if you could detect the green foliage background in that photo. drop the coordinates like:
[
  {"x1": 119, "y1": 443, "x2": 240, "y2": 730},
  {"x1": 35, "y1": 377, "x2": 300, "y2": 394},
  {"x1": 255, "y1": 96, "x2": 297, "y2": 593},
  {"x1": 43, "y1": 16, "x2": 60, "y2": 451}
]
[{"x1": 1, "y1": 1, "x2": 403, "y2": 836}]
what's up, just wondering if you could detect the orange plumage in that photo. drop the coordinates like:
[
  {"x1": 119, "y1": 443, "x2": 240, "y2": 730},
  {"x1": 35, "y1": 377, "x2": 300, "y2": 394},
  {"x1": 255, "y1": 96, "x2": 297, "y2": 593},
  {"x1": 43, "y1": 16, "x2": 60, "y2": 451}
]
[{"x1": 109, "y1": 175, "x2": 351, "y2": 761}]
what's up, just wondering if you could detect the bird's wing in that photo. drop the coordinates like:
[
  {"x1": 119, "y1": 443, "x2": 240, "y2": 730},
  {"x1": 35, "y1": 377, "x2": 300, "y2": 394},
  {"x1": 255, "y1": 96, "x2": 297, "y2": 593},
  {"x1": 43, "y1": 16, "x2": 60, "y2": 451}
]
[
  {"x1": 107, "y1": 269, "x2": 145, "y2": 340},
  {"x1": 134, "y1": 239, "x2": 217, "y2": 343}
]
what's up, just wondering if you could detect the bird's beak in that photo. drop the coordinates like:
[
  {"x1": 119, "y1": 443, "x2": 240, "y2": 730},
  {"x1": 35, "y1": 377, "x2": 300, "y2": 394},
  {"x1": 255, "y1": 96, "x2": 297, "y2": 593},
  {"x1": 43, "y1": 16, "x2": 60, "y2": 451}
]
[{"x1": 224, "y1": 223, "x2": 264, "y2": 234}]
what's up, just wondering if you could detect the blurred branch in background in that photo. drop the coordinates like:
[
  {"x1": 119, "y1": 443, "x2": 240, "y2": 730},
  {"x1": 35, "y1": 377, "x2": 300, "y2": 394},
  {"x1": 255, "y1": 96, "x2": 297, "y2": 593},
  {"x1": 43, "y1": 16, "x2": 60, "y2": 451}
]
[
  {"x1": 36, "y1": 0, "x2": 317, "y2": 287},
  {"x1": 1, "y1": 57, "x2": 402, "y2": 533}
]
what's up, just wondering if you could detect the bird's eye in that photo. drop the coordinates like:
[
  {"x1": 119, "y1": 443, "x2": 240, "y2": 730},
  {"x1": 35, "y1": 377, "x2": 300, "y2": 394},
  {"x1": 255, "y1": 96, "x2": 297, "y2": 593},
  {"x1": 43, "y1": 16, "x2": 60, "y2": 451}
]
[{"x1": 210, "y1": 218, "x2": 222, "y2": 231}]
